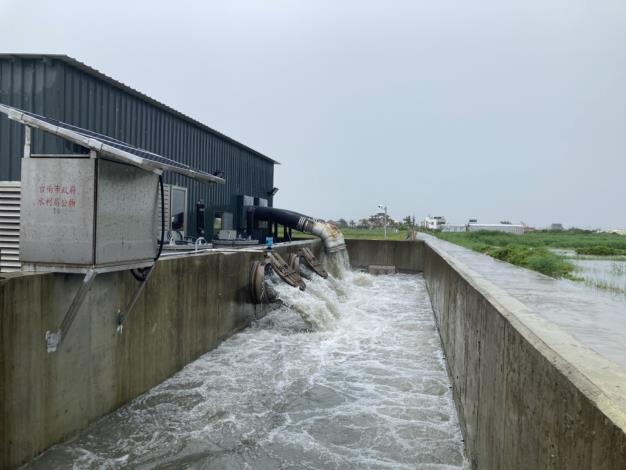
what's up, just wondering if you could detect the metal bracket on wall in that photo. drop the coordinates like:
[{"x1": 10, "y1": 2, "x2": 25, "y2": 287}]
[
  {"x1": 300, "y1": 247, "x2": 328, "y2": 278},
  {"x1": 267, "y1": 252, "x2": 306, "y2": 290},
  {"x1": 45, "y1": 269, "x2": 98, "y2": 353},
  {"x1": 116, "y1": 264, "x2": 156, "y2": 332}
]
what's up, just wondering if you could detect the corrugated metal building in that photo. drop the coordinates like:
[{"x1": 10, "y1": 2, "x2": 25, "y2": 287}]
[{"x1": 0, "y1": 54, "x2": 276, "y2": 240}]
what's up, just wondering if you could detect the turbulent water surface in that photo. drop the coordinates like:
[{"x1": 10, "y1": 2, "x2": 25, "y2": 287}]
[{"x1": 28, "y1": 257, "x2": 466, "y2": 469}]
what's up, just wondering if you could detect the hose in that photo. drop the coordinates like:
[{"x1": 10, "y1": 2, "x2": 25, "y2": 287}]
[{"x1": 132, "y1": 175, "x2": 165, "y2": 282}]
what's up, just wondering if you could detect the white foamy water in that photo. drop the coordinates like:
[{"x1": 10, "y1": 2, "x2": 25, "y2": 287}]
[{"x1": 26, "y1": 256, "x2": 466, "y2": 469}]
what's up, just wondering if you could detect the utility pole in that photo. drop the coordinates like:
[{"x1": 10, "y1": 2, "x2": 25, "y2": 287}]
[{"x1": 378, "y1": 204, "x2": 388, "y2": 240}]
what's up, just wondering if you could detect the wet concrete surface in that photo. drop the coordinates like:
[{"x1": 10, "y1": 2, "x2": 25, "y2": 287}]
[{"x1": 421, "y1": 235, "x2": 626, "y2": 372}]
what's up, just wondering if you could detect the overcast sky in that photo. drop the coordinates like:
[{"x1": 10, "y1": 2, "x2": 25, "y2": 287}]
[{"x1": 1, "y1": 0, "x2": 625, "y2": 228}]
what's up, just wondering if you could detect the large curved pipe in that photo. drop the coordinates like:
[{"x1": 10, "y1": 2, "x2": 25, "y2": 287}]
[{"x1": 247, "y1": 206, "x2": 346, "y2": 253}]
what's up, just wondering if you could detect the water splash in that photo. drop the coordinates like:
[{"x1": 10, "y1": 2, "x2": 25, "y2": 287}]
[
  {"x1": 26, "y1": 254, "x2": 467, "y2": 470},
  {"x1": 271, "y1": 276, "x2": 341, "y2": 330},
  {"x1": 271, "y1": 249, "x2": 354, "y2": 330},
  {"x1": 323, "y1": 248, "x2": 351, "y2": 279}
]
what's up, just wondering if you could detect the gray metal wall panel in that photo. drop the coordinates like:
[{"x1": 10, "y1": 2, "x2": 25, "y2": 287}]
[{"x1": 0, "y1": 56, "x2": 274, "y2": 234}]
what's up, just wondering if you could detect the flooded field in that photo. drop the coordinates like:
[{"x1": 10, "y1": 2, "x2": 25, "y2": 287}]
[
  {"x1": 552, "y1": 249, "x2": 626, "y2": 298},
  {"x1": 26, "y1": 264, "x2": 466, "y2": 469}
]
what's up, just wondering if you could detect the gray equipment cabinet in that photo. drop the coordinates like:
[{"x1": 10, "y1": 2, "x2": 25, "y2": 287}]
[
  {"x1": 21, "y1": 157, "x2": 159, "y2": 271},
  {"x1": 0, "y1": 104, "x2": 225, "y2": 352}
]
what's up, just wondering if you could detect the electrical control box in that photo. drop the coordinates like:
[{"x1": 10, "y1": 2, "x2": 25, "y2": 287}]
[{"x1": 20, "y1": 157, "x2": 158, "y2": 272}]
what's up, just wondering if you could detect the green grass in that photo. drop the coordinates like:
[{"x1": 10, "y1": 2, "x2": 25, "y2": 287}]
[
  {"x1": 340, "y1": 227, "x2": 408, "y2": 240},
  {"x1": 575, "y1": 245, "x2": 626, "y2": 256},
  {"x1": 431, "y1": 229, "x2": 626, "y2": 279},
  {"x1": 436, "y1": 229, "x2": 626, "y2": 252},
  {"x1": 431, "y1": 232, "x2": 575, "y2": 277},
  {"x1": 484, "y1": 245, "x2": 574, "y2": 278}
]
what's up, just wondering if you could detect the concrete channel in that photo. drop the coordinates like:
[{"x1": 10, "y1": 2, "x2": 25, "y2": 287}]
[{"x1": 1, "y1": 239, "x2": 625, "y2": 468}]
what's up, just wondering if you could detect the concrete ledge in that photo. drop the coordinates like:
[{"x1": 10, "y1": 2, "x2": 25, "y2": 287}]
[
  {"x1": 368, "y1": 265, "x2": 396, "y2": 275},
  {"x1": 423, "y1": 238, "x2": 626, "y2": 469},
  {"x1": 0, "y1": 240, "x2": 322, "y2": 469},
  {"x1": 346, "y1": 239, "x2": 424, "y2": 272}
]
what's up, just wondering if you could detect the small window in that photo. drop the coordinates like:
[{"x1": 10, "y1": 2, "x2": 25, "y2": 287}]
[
  {"x1": 170, "y1": 186, "x2": 187, "y2": 233},
  {"x1": 214, "y1": 212, "x2": 223, "y2": 231}
]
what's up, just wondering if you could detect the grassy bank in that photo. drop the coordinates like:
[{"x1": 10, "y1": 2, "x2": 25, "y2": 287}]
[
  {"x1": 429, "y1": 232, "x2": 574, "y2": 278},
  {"x1": 436, "y1": 229, "x2": 626, "y2": 252},
  {"x1": 575, "y1": 246, "x2": 626, "y2": 256},
  {"x1": 484, "y1": 245, "x2": 574, "y2": 278},
  {"x1": 433, "y1": 230, "x2": 626, "y2": 279}
]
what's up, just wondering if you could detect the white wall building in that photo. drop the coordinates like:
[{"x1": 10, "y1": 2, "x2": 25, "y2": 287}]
[{"x1": 422, "y1": 216, "x2": 447, "y2": 231}]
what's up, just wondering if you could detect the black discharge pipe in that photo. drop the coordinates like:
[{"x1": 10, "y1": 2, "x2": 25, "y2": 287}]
[{"x1": 247, "y1": 206, "x2": 346, "y2": 253}]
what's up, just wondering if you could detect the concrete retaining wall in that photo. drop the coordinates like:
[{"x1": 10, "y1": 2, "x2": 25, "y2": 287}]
[
  {"x1": 0, "y1": 241, "x2": 321, "y2": 469},
  {"x1": 423, "y1": 241, "x2": 626, "y2": 469},
  {"x1": 4, "y1": 237, "x2": 626, "y2": 469},
  {"x1": 345, "y1": 239, "x2": 424, "y2": 272},
  {"x1": 343, "y1": 238, "x2": 626, "y2": 468}
]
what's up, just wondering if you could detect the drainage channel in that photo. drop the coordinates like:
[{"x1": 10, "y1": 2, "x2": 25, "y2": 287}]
[{"x1": 25, "y1": 259, "x2": 466, "y2": 469}]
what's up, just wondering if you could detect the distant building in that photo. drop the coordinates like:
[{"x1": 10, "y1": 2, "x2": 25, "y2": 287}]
[
  {"x1": 604, "y1": 229, "x2": 626, "y2": 235},
  {"x1": 550, "y1": 223, "x2": 564, "y2": 231},
  {"x1": 441, "y1": 225, "x2": 465, "y2": 232},
  {"x1": 467, "y1": 223, "x2": 525, "y2": 235},
  {"x1": 421, "y1": 216, "x2": 447, "y2": 231}
]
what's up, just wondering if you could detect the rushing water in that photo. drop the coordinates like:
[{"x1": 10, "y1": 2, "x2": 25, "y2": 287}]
[{"x1": 27, "y1": 254, "x2": 466, "y2": 469}]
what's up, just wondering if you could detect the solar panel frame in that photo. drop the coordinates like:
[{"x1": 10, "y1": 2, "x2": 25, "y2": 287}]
[{"x1": 0, "y1": 104, "x2": 225, "y2": 184}]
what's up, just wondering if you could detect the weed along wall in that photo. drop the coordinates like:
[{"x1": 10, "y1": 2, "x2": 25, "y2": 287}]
[
  {"x1": 347, "y1": 238, "x2": 626, "y2": 469},
  {"x1": 0, "y1": 240, "x2": 322, "y2": 469}
]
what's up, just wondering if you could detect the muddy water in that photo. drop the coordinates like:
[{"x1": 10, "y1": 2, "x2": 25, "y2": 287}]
[
  {"x1": 27, "y1": 264, "x2": 466, "y2": 469},
  {"x1": 552, "y1": 248, "x2": 626, "y2": 298}
]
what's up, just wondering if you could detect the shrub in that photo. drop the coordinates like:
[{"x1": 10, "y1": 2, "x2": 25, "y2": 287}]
[
  {"x1": 575, "y1": 245, "x2": 625, "y2": 256},
  {"x1": 485, "y1": 245, "x2": 573, "y2": 278}
]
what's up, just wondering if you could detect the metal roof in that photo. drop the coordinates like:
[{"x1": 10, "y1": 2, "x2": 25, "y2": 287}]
[
  {"x1": 0, "y1": 104, "x2": 226, "y2": 184},
  {"x1": 0, "y1": 54, "x2": 278, "y2": 165}
]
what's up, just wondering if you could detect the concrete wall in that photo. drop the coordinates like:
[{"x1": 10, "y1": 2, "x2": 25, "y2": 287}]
[
  {"x1": 343, "y1": 238, "x2": 626, "y2": 468},
  {"x1": 0, "y1": 240, "x2": 321, "y2": 469},
  {"x1": 4, "y1": 237, "x2": 625, "y2": 469},
  {"x1": 345, "y1": 239, "x2": 424, "y2": 272},
  {"x1": 422, "y1": 241, "x2": 626, "y2": 469}
]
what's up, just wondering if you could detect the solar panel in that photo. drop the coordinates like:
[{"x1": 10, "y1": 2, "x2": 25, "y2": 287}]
[{"x1": 0, "y1": 104, "x2": 225, "y2": 184}]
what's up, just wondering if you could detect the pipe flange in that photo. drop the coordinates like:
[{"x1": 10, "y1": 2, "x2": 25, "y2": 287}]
[{"x1": 250, "y1": 260, "x2": 268, "y2": 304}]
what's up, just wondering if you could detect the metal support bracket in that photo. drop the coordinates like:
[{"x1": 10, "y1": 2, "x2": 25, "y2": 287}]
[
  {"x1": 116, "y1": 264, "x2": 156, "y2": 332},
  {"x1": 300, "y1": 247, "x2": 328, "y2": 278},
  {"x1": 45, "y1": 269, "x2": 98, "y2": 353},
  {"x1": 268, "y1": 252, "x2": 306, "y2": 290}
]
